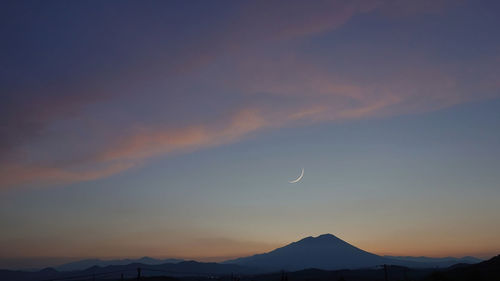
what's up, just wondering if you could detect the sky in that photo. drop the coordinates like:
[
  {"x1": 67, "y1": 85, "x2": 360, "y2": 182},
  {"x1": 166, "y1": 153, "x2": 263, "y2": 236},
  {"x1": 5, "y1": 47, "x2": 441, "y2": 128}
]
[{"x1": 1, "y1": 0, "x2": 500, "y2": 269}]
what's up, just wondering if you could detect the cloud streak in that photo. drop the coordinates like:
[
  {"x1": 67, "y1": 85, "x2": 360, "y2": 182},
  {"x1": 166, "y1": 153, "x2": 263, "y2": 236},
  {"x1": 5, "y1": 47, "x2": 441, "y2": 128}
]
[
  {"x1": 2, "y1": 50, "x2": 499, "y2": 190},
  {"x1": 1, "y1": 0, "x2": 498, "y2": 190}
]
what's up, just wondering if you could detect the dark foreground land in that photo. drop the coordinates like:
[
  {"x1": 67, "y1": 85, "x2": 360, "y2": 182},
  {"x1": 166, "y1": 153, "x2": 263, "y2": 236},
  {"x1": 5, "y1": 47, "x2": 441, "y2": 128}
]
[
  {"x1": 142, "y1": 255, "x2": 500, "y2": 281},
  {"x1": 1, "y1": 255, "x2": 498, "y2": 281}
]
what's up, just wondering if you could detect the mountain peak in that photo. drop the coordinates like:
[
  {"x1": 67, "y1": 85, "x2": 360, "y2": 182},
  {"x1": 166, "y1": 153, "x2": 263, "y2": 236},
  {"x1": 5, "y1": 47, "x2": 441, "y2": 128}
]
[
  {"x1": 316, "y1": 233, "x2": 340, "y2": 239},
  {"x1": 295, "y1": 233, "x2": 344, "y2": 245},
  {"x1": 226, "y1": 233, "x2": 385, "y2": 270}
]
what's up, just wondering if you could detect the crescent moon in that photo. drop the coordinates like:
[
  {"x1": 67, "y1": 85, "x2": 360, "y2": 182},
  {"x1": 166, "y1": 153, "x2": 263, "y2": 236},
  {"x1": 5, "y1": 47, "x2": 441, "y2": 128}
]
[{"x1": 289, "y1": 168, "x2": 304, "y2": 183}]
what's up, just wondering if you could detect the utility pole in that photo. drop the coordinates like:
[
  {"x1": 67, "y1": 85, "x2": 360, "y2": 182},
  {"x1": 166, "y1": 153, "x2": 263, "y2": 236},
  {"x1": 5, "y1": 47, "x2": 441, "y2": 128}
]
[
  {"x1": 384, "y1": 264, "x2": 388, "y2": 281},
  {"x1": 280, "y1": 270, "x2": 287, "y2": 281}
]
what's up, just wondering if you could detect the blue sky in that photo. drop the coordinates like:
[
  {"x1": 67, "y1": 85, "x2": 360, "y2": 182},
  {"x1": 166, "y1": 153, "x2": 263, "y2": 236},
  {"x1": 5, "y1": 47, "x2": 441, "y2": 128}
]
[{"x1": 1, "y1": 0, "x2": 500, "y2": 267}]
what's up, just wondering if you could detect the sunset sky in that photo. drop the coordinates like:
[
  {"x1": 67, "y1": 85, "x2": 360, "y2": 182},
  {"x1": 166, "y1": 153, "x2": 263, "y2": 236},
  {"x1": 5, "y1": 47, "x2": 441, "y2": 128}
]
[{"x1": 1, "y1": 0, "x2": 500, "y2": 269}]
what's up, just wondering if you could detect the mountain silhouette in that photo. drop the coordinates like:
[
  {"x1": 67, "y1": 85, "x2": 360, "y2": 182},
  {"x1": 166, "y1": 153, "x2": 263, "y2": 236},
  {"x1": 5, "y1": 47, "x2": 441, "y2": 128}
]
[
  {"x1": 0, "y1": 234, "x2": 486, "y2": 281},
  {"x1": 56, "y1": 257, "x2": 183, "y2": 271},
  {"x1": 423, "y1": 254, "x2": 500, "y2": 281},
  {"x1": 384, "y1": 255, "x2": 482, "y2": 268},
  {"x1": 225, "y1": 234, "x2": 388, "y2": 270},
  {"x1": 224, "y1": 234, "x2": 482, "y2": 271},
  {"x1": 0, "y1": 261, "x2": 254, "y2": 281}
]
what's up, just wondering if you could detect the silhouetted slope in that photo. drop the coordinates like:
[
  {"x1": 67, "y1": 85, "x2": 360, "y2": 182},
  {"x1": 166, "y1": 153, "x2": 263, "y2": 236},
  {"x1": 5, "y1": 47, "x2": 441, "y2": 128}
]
[
  {"x1": 385, "y1": 255, "x2": 481, "y2": 268},
  {"x1": 0, "y1": 267, "x2": 61, "y2": 281},
  {"x1": 225, "y1": 234, "x2": 387, "y2": 270},
  {"x1": 56, "y1": 256, "x2": 183, "y2": 271},
  {"x1": 2, "y1": 255, "x2": 497, "y2": 281},
  {"x1": 245, "y1": 266, "x2": 434, "y2": 281},
  {"x1": 0, "y1": 261, "x2": 254, "y2": 281},
  {"x1": 424, "y1": 254, "x2": 500, "y2": 281}
]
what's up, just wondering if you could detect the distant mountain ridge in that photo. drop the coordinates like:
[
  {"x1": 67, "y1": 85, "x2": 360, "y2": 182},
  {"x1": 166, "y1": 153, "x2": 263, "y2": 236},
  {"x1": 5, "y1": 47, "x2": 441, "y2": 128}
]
[
  {"x1": 42, "y1": 234, "x2": 484, "y2": 272},
  {"x1": 56, "y1": 257, "x2": 184, "y2": 271},
  {"x1": 422, "y1": 254, "x2": 500, "y2": 281},
  {"x1": 0, "y1": 260, "x2": 253, "y2": 281},
  {"x1": 384, "y1": 255, "x2": 482, "y2": 268},
  {"x1": 225, "y1": 234, "x2": 387, "y2": 270},
  {"x1": 1, "y1": 256, "x2": 497, "y2": 281},
  {"x1": 224, "y1": 234, "x2": 481, "y2": 270},
  {"x1": 1, "y1": 233, "x2": 485, "y2": 281}
]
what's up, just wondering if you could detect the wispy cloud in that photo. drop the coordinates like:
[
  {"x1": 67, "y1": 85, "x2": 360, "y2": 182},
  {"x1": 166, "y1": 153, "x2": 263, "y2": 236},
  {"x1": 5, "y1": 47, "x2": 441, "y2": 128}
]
[
  {"x1": 0, "y1": 162, "x2": 135, "y2": 189},
  {"x1": 98, "y1": 108, "x2": 268, "y2": 163},
  {"x1": 1, "y1": 0, "x2": 497, "y2": 190},
  {"x1": 0, "y1": 108, "x2": 270, "y2": 189}
]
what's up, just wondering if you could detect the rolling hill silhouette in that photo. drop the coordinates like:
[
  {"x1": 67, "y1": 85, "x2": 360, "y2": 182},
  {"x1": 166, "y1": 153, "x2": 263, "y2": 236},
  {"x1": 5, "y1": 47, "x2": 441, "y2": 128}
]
[
  {"x1": 0, "y1": 261, "x2": 254, "y2": 281},
  {"x1": 56, "y1": 257, "x2": 183, "y2": 271},
  {"x1": 423, "y1": 254, "x2": 500, "y2": 281},
  {"x1": 384, "y1": 255, "x2": 482, "y2": 268}
]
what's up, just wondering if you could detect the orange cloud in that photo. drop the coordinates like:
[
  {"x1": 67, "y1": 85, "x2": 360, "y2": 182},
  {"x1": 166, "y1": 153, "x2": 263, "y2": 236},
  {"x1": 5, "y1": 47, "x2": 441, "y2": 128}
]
[
  {"x1": 0, "y1": 162, "x2": 135, "y2": 190},
  {"x1": 98, "y1": 108, "x2": 268, "y2": 163},
  {"x1": 0, "y1": 1, "x2": 496, "y2": 190},
  {"x1": 2, "y1": 50, "x2": 499, "y2": 190},
  {"x1": 0, "y1": 109, "x2": 271, "y2": 189}
]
